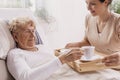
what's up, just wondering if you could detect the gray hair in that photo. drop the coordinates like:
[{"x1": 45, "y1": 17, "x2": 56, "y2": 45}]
[{"x1": 9, "y1": 17, "x2": 35, "y2": 33}]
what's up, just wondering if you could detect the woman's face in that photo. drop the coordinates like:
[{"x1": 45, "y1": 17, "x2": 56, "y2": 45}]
[
  {"x1": 86, "y1": 0, "x2": 108, "y2": 16},
  {"x1": 14, "y1": 24, "x2": 36, "y2": 50}
]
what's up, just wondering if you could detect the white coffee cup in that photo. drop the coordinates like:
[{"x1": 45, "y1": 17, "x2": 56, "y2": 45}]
[{"x1": 81, "y1": 46, "x2": 95, "y2": 60}]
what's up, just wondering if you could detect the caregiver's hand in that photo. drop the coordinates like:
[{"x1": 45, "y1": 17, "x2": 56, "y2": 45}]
[{"x1": 102, "y1": 53, "x2": 120, "y2": 66}]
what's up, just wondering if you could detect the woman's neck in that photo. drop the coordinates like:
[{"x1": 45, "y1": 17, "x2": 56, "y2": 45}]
[
  {"x1": 97, "y1": 10, "x2": 111, "y2": 24},
  {"x1": 18, "y1": 46, "x2": 38, "y2": 51},
  {"x1": 26, "y1": 47, "x2": 38, "y2": 51},
  {"x1": 96, "y1": 10, "x2": 111, "y2": 33}
]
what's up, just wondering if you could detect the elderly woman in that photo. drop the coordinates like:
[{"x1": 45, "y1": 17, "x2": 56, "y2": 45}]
[{"x1": 7, "y1": 17, "x2": 83, "y2": 80}]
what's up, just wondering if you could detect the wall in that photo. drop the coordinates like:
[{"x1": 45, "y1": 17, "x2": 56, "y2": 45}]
[{"x1": 43, "y1": 0, "x2": 88, "y2": 49}]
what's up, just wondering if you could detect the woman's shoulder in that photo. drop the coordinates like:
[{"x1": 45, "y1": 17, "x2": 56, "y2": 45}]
[
  {"x1": 111, "y1": 12, "x2": 120, "y2": 20},
  {"x1": 85, "y1": 13, "x2": 92, "y2": 19},
  {"x1": 8, "y1": 48, "x2": 25, "y2": 58},
  {"x1": 111, "y1": 12, "x2": 120, "y2": 39},
  {"x1": 9, "y1": 48, "x2": 22, "y2": 53},
  {"x1": 85, "y1": 13, "x2": 96, "y2": 22},
  {"x1": 111, "y1": 12, "x2": 120, "y2": 29},
  {"x1": 85, "y1": 13, "x2": 95, "y2": 27}
]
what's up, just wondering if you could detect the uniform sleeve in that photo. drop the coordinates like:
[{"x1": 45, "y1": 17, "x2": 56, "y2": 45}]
[
  {"x1": 115, "y1": 17, "x2": 120, "y2": 40},
  {"x1": 7, "y1": 50, "x2": 62, "y2": 80}
]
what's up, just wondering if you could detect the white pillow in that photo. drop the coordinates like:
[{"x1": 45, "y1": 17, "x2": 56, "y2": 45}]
[{"x1": 0, "y1": 20, "x2": 15, "y2": 59}]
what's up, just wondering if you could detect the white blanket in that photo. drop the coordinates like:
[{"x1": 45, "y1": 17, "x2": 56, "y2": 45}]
[{"x1": 48, "y1": 64, "x2": 120, "y2": 80}]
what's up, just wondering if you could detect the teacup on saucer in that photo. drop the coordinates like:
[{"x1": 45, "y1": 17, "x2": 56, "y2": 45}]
[{"x1": 80, "y1": 55, "x2": 101, "y2": 62}]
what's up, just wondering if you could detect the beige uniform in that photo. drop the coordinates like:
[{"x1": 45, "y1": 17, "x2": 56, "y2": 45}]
[{"x1": 85, "y1": 12, "x2": 120, "y2": 54}]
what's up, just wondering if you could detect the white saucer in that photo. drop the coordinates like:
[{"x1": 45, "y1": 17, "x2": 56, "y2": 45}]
[{"x1": 80, "y1": 55, "x2": 101, "y2": 61}]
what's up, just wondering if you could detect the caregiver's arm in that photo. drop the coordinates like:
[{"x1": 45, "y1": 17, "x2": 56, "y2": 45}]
[{"x1": 65, "y1": 37, "x2": 90, "y2": 48}]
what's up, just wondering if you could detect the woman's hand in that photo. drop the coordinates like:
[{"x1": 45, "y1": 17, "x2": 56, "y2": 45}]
[
  {"x1": 102, "y1": 53, "x2": 120, "y2": 66},
  {"x1": 59, "y1": 48, "x2": 84, "y2": 64}
]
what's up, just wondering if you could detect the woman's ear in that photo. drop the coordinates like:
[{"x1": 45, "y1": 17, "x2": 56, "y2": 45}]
[
  {"x1": 12, "y1": 32, "x2": 19, "y2": 43},
  {"x1": 104, "y1": 0, "x2": 109, "y2": 6}
]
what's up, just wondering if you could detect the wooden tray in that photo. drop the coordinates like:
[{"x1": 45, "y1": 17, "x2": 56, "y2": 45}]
[
  {"x1": 55, "y1": 49, "x2": 120, "y2": 73},
  {"x1": 67, "y1": 59, "x2": 120, "y2": 72}
]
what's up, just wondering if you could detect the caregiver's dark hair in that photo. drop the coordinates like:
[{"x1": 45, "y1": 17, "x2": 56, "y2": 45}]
[{"x1": 99, "y1": 0, "x2": 113, "y2": 5}]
